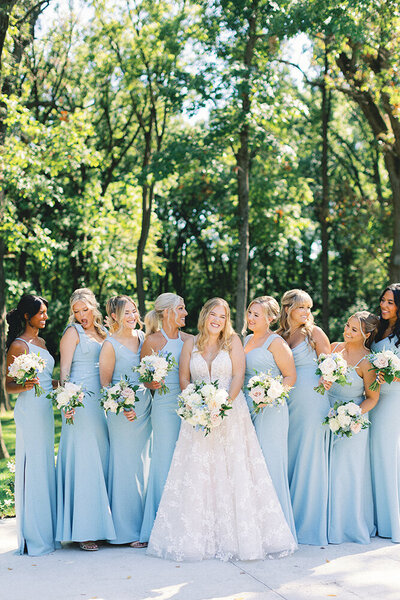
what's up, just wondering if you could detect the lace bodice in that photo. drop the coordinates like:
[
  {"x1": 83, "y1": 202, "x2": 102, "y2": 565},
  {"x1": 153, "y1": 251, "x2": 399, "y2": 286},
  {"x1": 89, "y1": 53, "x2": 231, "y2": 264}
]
[{"x1": 190, "y1": 348, "x2": 232, "y2": 391}]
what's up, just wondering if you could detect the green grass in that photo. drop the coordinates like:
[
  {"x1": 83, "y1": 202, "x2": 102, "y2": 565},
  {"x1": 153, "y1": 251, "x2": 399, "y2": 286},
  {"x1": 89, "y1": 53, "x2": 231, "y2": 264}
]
[{"x1": 0, "y1": 398, "x2": 63, "y2": 517}]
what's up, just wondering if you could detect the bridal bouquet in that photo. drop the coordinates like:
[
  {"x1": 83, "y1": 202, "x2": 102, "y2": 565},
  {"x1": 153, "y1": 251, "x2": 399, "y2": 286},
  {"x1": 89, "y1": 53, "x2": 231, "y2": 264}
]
[
  {"x1": 177, "y1": 380, "x2": 231, "y2": 436},
  {"x1": 323, "y1": 401, "x2": 369, "y2": 438},
  {"x1": 314, "y1": 352, "x2": 350, "y2": 395},
  {"x1": 135, "y1": 350, "x2": 177, "y2": 395},
  {"x1": 8, "y1": 352, "x2": 46, "y2": 396},
  {"x1": 48, "y1": 381, "x2": 85, "y2": 424},
  {"x1": 100, "y1": 377, "x2": 139, "y2": 416},
  {"x1": 247, "y1": 372, "x2": 289, "y2": 414},
  {"x1": 367, "y1": 349, "x2": 400, "y2": 391}
]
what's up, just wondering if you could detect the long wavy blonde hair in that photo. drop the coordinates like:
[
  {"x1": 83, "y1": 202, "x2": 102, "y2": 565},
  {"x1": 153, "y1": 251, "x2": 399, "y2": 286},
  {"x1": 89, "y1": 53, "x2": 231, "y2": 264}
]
[
  {"x1": 196, "y1": 298, "x2": 234, "y2": 353},
  {"x1": 144, "y1": 293, "x2": 184, "y2": 337},
  {"x1": 68, "y1": 287, "x2": 106, "y2": 339},
  {"x1": 106, "y1": 295, "x2": 143, "y2": 334},
  {"x1": 243, "y1": 296, "x2": 280, "y2": 335},
  {"x1": 277, "y1": 289, "x2": 316, "y2": 349}
]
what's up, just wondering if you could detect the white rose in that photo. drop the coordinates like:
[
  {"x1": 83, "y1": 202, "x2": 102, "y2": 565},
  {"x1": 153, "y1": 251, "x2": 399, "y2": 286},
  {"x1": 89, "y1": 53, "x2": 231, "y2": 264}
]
[
  {"x1": 345, "y1": 402, "x2": 361, "y2": 416},
  {"x1": 249, "y1": 385, "x2": 265, "y2": 402},
  {"x1": 390, "y1": 355, "x2": 400, "y2": 371},
  {"x1": 329, "y1": 417, "x2": 340, "y2": 432},
  {"x1": 103, "y1": 398, "x2": 119, "y2": 413},
  {"x1": 201, "y1": 384, "x2": 217, "y2": 398},
  {"x1": 373, "y1": 355, "x2": 389, "y2": 369},
  {"x1": 64, "y1": 381, "x2": 81, "y2": 394},
  {"x1": 267, "y1": 380, "x2": 284, "y2": 400},
  {"x1": 214, "y1": 389, "x2": 229, "y2": 405},
  {"x1": 320, "y1": 357, "x2": 337, "y2": 376},
  {"x1": 337, "y1": 413, "x2": 351, "y2": 428},
  {"x1": 336, "y1": 405, "x2": 347, "y2": 414},
  {"x1": 56, "y1": 391, "x2": 71, "y2": 408}
]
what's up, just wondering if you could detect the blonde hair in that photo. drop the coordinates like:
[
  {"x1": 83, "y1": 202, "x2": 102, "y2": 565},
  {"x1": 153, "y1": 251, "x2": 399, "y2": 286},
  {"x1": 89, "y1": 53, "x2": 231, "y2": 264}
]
[
  {"x1": 144, "y1": 293, "x2": 184, "y2": 336},
  {"x1": 350, "y1": 311, "x2": 379, "y2": 349},
  {"x1": 277, "y1": 289, "x2": 315, "y2": 349},
  {"x1": 243, "y1": 296, "x2": 280, "y2": 335},
  {"x1": 106, "y1": 295, "x2": 143, "y2": 334},
  {"x1": 196, "y1": 298, "x2": 234, "y2": 353},
  {"x1": 68, "y1": 287, "x2": 106, "y2": 339}
]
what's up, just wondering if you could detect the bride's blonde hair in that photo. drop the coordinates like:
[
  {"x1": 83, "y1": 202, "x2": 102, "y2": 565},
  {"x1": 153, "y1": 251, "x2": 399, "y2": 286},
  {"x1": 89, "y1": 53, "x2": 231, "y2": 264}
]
[
  {"x1": 196, "y1": 298, "x2": 234, "y2": 352},
  {"x1": 277, "y1": 289, "x2": 316, "y2": 350}
]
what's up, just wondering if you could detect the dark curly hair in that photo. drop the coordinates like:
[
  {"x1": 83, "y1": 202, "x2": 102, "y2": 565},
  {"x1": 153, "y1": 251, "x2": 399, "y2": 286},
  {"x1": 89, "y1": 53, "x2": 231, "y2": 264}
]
[
  {"x1": 375, "y1": 283, "x2": 400, "y2": 348},
  {"x1": 6, "y1": 294, "x2": 48, "y2": 349}
]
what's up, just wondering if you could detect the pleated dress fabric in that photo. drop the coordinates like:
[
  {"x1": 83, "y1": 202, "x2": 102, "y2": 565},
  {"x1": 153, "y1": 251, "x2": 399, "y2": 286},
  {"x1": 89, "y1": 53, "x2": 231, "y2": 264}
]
[
  {"x1": 13, "y1": 340, "x2": 57, "y2": 555},
  {"x1": 327, "y1": 366, "x2": 375, "y2": 544},
  {"x1": 287, "y1": 340, "x2": 329, "y2": 545},
  {"x1": 370, "y1": 336, "x2": 400, "y2": 542},
  {"x1": 106, "y1": 332, "x2": 152, "y2": 544},
  {"x1": 139, "y1": 329, "x2": 184, "y2": 542},
  {"x1": 244, "y1": 333, "x2": 297, "y2": 540},
  {"x1": 56, "y1": 324, "x2": 116, "y2": 543}
]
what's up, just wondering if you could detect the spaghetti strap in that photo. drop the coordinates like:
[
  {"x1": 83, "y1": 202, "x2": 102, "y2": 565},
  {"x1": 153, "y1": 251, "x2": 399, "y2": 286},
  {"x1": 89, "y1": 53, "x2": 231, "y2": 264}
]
[
  {"x1": 354, "y1": 355, "x2": 366, "y2": 368},
  {"x1": 332, "y1": 343, "x2": 342, "y2": 352}
]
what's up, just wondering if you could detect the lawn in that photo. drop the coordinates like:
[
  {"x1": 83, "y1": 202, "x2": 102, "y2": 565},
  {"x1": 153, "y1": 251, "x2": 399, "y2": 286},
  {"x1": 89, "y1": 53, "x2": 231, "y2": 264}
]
[{"x1": 0, "y1": 398, "x2": 63, "y2": 517}]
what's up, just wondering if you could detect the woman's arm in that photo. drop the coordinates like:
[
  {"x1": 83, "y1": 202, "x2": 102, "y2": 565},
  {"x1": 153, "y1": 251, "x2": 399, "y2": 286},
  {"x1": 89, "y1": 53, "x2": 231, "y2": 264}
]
[
  {"x1": 313, "y1": 326, "x2": 331, "y2": 356},
  {"x1": 229, "y1": 335, "x2": 246, "y2": 401},
  {"x1": 6, "y1": 340, "x2": 39, "y2": 394},
  {"x1": 179, "y1": 337, "x2": 194, "y2": 391},
  {"x1": 270, "y1": 337, "x2": 297, "y2": 389},
  {"x1": 359, "y1": 359, "x2": 380, "y2": 413},
  {"x1": 99, "y1": 340, "x2": 116, "y2": 387},
  {"x1": 59, "y1": 326, "x2": 79, "y2": 384}
]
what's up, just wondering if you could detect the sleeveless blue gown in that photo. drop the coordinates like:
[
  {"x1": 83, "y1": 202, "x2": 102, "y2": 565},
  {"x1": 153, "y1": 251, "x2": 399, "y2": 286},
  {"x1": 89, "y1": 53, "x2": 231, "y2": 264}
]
[
  {"x1": 13, "y1": 340, "x2": 57, "y2": 555},
  {"x1": 327, "y1": 362, "x2": 375, "y2": 544},
  {"x1": 106, "y1": 332, "x2": 152, "y2": 544},
  {"x1": 287, "y1": 340, "x2": 329, "y2": 545},
  {"x1": 56, "y1": 323, "x2": 116, "y2": 542},
  {"x1": 244, "y1": 334, "x2": 297, "y2": 539},
  {"x1": 140, "y1": 329, "x2": 184, "y2": 542},
  {"x1": 370, "y1": 336, "x2": 400, "y2": 542}
]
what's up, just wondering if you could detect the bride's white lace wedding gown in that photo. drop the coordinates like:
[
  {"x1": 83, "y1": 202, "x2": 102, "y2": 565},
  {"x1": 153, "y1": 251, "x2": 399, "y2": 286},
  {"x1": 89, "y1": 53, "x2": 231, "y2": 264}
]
[{"x1": 147, "y1": 347, "x2": 297, "y2": 561}]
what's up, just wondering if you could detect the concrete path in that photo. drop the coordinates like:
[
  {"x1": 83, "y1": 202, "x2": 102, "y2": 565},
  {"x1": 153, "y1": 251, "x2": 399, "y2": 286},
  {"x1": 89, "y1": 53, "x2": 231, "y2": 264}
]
[{"x1": 1, "y1": 518, "x2": 400, "y2": 600}]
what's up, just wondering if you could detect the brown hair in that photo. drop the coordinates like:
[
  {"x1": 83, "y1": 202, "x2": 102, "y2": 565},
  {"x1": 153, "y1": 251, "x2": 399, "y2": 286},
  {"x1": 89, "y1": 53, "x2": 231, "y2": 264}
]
[{"x1": 277, "y1": 289, "x2": 316, "y2": 350}]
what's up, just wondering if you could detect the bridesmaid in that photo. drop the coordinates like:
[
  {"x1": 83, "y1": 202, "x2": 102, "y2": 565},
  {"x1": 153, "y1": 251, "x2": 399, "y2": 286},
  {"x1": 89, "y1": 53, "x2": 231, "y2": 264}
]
[
  {"x1": 56, "y1": 288, "x2": 115, "y2": 551},
  {"x1": 323, "y1": 311, "x2": 379, "y2": 544},
  {"x1": 139, "y1": 293, "x2": 192, "y2": 543},
  {"x1": 243, "y1": 296, "x2": 297, "y2": 538},
  {"x1": 6, "y1": 294, "x2": 57, "y2": 555},
  {"x1": 99, "y1": 295, "x2": 152, "y2": 547},
  {"x1": 370, "y1": 283, "x2": 400, "y2": 542},
  {"x1": 277, "y1": 289, "x2": 331, "y2": 545}
]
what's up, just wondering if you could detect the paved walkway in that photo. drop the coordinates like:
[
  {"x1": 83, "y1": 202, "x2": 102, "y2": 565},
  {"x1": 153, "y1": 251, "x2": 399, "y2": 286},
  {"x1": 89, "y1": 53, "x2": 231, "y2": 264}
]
[{"x1": 1, "y1": 518, "x2": 400, "y2": 600}]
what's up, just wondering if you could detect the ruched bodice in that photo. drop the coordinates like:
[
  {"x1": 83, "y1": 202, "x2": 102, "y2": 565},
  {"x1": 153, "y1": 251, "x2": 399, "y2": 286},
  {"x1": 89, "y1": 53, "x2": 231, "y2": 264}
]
[
  {"x1": 68, "y1": 323, "x2": 102, "y2": 400},
  {"x1": 292, "y1": 340, "x2": 318, "y2": 372},
  {"x1": 108, "y1": 332, "x2": 144, "y2": 385},
  {"x1": 244, "y1": 334, "x2": 281, "y2": 384}
]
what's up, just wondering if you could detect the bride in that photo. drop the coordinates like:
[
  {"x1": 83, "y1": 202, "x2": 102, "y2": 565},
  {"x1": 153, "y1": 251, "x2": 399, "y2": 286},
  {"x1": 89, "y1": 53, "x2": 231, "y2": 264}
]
[{"x1": 147, "y1": 298, "x2": 297, "y2": 561}]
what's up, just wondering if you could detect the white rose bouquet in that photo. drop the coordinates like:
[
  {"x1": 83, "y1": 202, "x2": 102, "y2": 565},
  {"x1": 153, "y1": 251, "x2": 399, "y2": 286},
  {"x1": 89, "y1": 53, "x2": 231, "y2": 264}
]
[
  {"x1": 323, "y1": 401, "x2": 369, "y2": 438},
  {"x1": 177, "y1": 380, "x2": 231, "y2": 436},
  {"x1": 247, "y1": 372, "x2": 289, "y2": 414},
  {"x1": 48, "y1": 381, "x2": 85, "y2": 424},
  {"x1": 8, "y1": 352, "x2": 46, "y2": 396},
  {"x1": 135, "y1": 350, "x2": 177, "y2": 395},
  {"x1": 314, "y1": 352, "x2": 350, "y2": 395},
  {"x1": 100, "y1": 377, "x2": 139, "y2": 416},
  {"x1": 367, "y1": 348, "x2": 400, "y2": 391}
]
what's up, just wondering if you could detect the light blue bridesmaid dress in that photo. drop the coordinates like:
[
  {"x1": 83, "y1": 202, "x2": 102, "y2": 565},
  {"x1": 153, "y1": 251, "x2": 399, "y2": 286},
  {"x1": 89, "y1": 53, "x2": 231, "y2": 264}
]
[
  {"x1": 327, "y1": 357, "x2": 375, "y2": 544},
  {"x1": 56, "y1": 323, "x2": 116, "y2": 543},
  {"x1": 287, "y1": 340, "x2": 329, "y2": 545},
  {"x1": 244, "y1": 333, "x2": 297, "y2": 539},
  {"x1": 140, "y1": 328, "x2": 184, "y2": 542},
  {"x1": 370, "y1": 336, "x2": 400, "y2": 542},
  {"x1": 106, "y1": 332, "x2": 152, "y2": 544},
  {"x1": 13, "y1": 340, "x2": 57, "y2": 555}
]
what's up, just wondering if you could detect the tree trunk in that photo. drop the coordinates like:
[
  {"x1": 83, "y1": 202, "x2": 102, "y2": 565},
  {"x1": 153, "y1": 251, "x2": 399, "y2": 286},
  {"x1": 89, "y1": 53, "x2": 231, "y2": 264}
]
[
  {"x1": 319, "y1": 43, "x2": 331, "y2": 335},
  {"x1": 234, "y1": 3, "x2": 258, "y2": 334},
  {"x1": 136, "y1": 182, "x2": 154, "y2": 316},
  {"x1": 385, "y1": 152, "x2": 400, "y2": 282}
]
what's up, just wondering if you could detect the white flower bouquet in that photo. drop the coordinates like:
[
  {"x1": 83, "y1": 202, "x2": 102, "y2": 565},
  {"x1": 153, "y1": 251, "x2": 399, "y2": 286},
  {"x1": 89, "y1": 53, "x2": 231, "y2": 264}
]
[
  {"x1": 135, "y1": 350, "x2": 177, "y2": 395},
  {"x1": 177, "y1": 380, "x2": 231, "y2": 436},
  {"x1": 48, "y1": 382, "x2": 85, "y2": 424},
  {"x1": 247, "y1": 372, "x2": 289, "y2": 414},
  {"x1": 100, "y1": 377, "x2": 139, "y2": 416},
  {"x1": 314, "y1": 352, "x2": 350, "y2": 395},
  {"x1": 367, "y1": 348, "x2": 400, "y2": 391},
  {"x1": 8, "y1": 351, "x2": 46, "y2": 396},
  {"x1": 323, "y1": 401, "x2": 369, "y2": 437}
]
